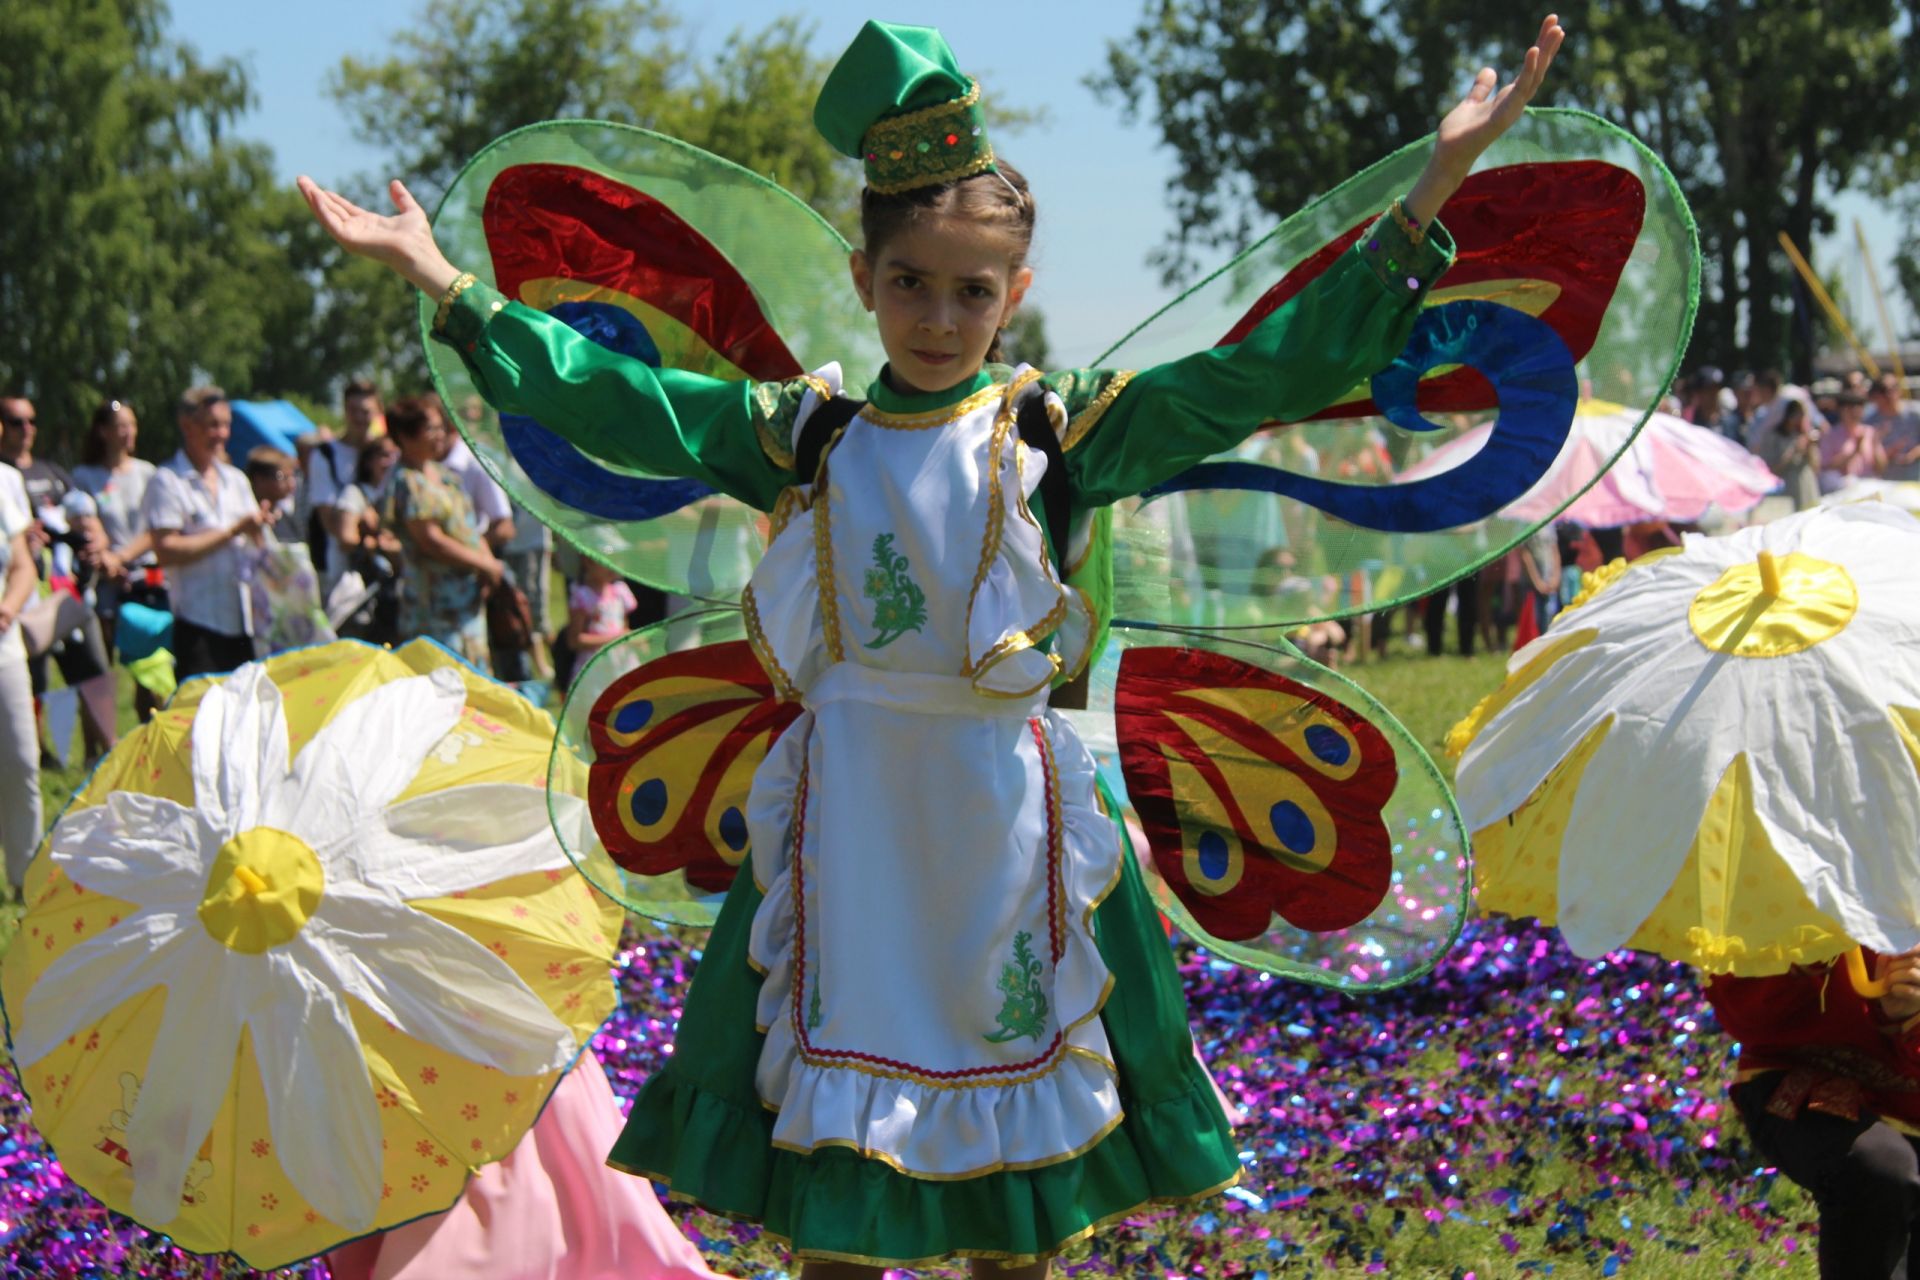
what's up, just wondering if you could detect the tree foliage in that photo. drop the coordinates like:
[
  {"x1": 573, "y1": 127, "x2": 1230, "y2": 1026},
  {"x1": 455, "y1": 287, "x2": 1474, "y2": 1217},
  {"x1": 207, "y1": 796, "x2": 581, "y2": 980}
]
[
  {"x1": 1092, "y1": 0, "x2": 1920, "y2": 377},
  {"x1": 328, "y1": 1, "x2": 856, "y2": 221},
  {"x1": 3, "y1": 0, "x2": 1046, "y2": 459},
  {"x1": 0, "y1": 0, "x2": 296, "y2": 457}
]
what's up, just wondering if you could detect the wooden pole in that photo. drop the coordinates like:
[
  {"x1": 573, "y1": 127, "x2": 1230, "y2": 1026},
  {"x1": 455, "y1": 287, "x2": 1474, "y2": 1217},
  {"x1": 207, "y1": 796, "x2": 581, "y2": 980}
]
[
  {"x1": 1856, "y1": 219, "x2": 1907, "y2": 386},
  {"x1": 1778, "y1": 231, "x2": 1880, "y2": 378}
]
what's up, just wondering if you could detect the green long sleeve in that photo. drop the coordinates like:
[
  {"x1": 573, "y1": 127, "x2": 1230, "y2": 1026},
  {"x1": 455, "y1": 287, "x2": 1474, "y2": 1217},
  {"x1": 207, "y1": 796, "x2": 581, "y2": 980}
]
[
  {"x1": 1056, "y1": 208, "x2": 1455, "y2": 509},
  {"x1": 432, "y1": 280, "x2": 805, "y2": 512}
]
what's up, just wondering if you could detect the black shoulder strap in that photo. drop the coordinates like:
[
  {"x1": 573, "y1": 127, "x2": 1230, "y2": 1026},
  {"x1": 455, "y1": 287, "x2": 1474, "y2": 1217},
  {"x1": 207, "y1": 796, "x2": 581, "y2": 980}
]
[
  {"x1": 1015, "y1": 390, "x2": 1071, "y2": 574},
  {"x1": 792, "y1": 395, "x2": 866, "y2": 483}
]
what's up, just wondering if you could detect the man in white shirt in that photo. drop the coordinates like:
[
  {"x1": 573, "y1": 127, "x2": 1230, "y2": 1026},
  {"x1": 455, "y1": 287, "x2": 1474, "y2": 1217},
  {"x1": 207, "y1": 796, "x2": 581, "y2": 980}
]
[
  {"x1": 305, "y1": 379, "x2": 384, "y2": 594},
  {"x1": 439, "y1": 427, "x2": 514, "y2": 549},
  {"x1": 0, "y1": 462, "x2": 41, "y2": 887},
  {"x1": 143, "y1": 386, "x2": 270, "y2": 677}
]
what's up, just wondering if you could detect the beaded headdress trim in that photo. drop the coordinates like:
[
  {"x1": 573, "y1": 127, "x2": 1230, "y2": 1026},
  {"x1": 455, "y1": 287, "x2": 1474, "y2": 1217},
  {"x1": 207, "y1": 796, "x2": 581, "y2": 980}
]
[{"x1": 861, "y1": 80, "x2": 995, "y2": 194}]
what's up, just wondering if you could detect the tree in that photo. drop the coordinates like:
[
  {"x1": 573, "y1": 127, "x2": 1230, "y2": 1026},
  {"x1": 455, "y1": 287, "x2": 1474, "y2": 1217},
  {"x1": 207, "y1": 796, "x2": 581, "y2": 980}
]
[
  {"x1": 1001, "y1": 309, "x2": 1052, "y2": 369},
  {"x1": 0, "y1": 0, "x2": 314, "y2": 457},
  {"x1": 328, "y1": 0, "x2": 683, "y2": 209},
  {"x1": 1092, "y1": 0, "x2": 1920, "y2": 379}
]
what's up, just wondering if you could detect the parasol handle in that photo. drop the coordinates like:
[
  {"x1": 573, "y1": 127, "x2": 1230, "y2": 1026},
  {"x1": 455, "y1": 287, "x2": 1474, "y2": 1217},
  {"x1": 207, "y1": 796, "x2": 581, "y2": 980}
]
[
  {"x1": 1757, "y1": 550, "x2": 1782, "y2": 598},
  {"x1": 1845, "y1": 946, "x2": 1891, "y2": 999}
]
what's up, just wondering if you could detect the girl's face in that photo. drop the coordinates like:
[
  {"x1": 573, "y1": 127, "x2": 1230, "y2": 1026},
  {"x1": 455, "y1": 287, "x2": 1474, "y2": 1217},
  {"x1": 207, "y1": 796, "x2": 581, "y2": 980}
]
[
  {"x1": 114, "y1": 407, "x2": 138, "y2": 455},
  {"x1": 850, "y1": 216, "x2": 1031, "y2": 395},
  {"x1": 366, "y1": 439, "x2": 398, "y2": 481}
]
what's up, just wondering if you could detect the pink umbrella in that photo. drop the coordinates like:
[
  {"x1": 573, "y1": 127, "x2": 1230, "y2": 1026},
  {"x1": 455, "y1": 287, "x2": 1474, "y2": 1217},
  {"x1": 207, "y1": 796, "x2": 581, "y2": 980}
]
[{"x1": 1399, "y1": 401, "x2": 1780, "y2": 527}]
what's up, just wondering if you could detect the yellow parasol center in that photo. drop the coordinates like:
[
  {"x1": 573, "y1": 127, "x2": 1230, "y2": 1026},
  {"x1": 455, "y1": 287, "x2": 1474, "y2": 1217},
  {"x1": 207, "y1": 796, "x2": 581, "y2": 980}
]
[
  {"x1": 1688, "y1": 552, "x2": 1857, "y2": 658},
  {"x1": 197, "y1": 828, "x2": 324, "y2": 953}
]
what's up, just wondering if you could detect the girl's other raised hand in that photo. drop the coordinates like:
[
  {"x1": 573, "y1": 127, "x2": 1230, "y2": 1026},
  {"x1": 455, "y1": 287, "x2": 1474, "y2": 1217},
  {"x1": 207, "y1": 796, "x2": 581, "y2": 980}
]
[
  {"x1": 295, "y1": 176, "x2": 463, "y2": 297},
  {"x1": 1405, "y1": 15, "x2": 1566, "y2": 225}
]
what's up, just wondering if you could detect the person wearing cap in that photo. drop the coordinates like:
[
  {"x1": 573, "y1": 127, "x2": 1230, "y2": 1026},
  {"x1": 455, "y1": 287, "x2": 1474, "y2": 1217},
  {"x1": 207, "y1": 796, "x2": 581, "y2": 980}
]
[{"x1": 300, "y1": 15, "x2": 1562, "y2": 1273}]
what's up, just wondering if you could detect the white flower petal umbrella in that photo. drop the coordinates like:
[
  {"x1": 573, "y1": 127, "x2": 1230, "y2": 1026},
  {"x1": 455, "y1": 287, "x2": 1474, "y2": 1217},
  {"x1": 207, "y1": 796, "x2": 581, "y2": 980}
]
[
  {"x1": 1450, "y1": 504, "x2": 1920, "y2": 979},
  {"x1": 1, "y1": 640, "x2": 622, "y2": 1269}
]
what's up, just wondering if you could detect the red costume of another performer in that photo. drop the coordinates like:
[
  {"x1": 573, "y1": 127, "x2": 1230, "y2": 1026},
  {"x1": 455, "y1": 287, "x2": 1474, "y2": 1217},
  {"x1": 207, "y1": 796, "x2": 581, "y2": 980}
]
[{"x1": 1706, "y1": 948, "x2": 1920, "y2": 1280}]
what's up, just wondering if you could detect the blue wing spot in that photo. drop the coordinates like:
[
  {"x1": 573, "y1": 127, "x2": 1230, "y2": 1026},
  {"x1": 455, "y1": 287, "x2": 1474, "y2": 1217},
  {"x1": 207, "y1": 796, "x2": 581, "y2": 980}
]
[
  {"x1": 1270, "y1": 801, "x2": 1316, "y2": 855},
  {"x1": 499, "y1": 299, "x2": 715, "y2": 521},
  {"x1": 1304, "y1": 724, "x2": 1351, "y2": 767},
  {"x1": 1143, "y1": 299, "x2": 1578, "y2": 533},
  {"x1": 1196, "y1": 830, "x2": 1232, "y2": 881},
  {"x1": 630, "y1": 778, "x2": 669, "y2": 827},
  {"x1": 718, "y1": 806, "x2": 749, "y2": 852},
  {"x1": 611, "y1": 699, "x2": 654, "y2": 736}
]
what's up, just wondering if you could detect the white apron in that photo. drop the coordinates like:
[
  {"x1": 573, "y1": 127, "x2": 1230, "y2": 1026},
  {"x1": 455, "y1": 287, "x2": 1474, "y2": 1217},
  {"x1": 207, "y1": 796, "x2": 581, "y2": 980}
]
[{"x1": 741, "y1": 366, "x2": 1121, "y2": 1178}]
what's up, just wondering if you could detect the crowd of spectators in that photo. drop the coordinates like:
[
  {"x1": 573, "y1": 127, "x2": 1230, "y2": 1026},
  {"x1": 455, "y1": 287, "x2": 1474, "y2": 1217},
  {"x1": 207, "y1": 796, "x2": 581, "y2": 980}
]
[
  {"x1": 1676, "y1": 364, "x2": 1920, "y2": 503},
  {"x1": 0, "y1": 380, "x2": 621, "y2": 891}
]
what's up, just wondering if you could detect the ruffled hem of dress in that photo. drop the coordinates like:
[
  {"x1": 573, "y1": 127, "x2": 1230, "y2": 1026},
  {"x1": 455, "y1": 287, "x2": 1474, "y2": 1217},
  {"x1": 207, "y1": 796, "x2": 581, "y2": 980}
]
[
  {"x1": 607, "y1": 1063, "x2": 1241, "y2": 1266},
  {"x1": 744, "y1": 709, "x2": 1125, "y2": 1175}
]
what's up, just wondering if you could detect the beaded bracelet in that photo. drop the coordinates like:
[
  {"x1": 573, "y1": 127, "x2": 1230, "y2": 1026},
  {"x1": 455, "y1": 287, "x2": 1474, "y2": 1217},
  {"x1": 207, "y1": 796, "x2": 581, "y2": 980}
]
[
  {"x1": 434, "y1": 272, "x2": 479, "y2": 332},
  {"x1": 1389, "y1": 198, "x2": 1426, "y2": 247}
]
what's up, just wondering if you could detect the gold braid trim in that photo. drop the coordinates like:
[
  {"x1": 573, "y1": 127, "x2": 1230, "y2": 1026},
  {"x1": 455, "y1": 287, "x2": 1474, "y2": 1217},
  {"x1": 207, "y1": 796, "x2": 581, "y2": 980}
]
[
  {"x1": 865, "y1": 382, "x2": 1003, "y2": 430},
  {"x1": 754, "y1": 414, "x2": 796, "y2": 472},
  {"x1": 767, "y1": 484, "x2": 810, "y2": 541},
  {"x1": 768, "y1": 1107, "x2": 1126, "y2": 1181},
  {"x1": 741, "y1": 583, "x2": 797, "y2": 703},
  {"x1": 961, "y1": 369, "x2": 1047, "y2": 680},
  {"x1": 433, "y1": 271, "x2": 479, "y2": 334},
  {"x1": 809, "y1": 427, "x2": 849, "y2": 664},
  {"x1": 614, "y1": 1163, "x2": 1243, "y2": 1267},
  {"x1": 967, "y1": 389, "x2": 1081, "y2": 694},
  {"x1": 1061, "y1": 370, "x2": 1136, "y2": 451},
  {"x1": 864, "y1": 79, "x2": 983, "y2": 141},
  {"x1": 860, "y1": 80, "x2": 996, "y2": 196}
]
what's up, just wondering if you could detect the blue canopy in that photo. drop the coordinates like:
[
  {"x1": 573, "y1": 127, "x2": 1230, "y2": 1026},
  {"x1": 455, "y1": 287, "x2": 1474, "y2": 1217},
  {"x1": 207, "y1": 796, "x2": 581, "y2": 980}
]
[{"x1": 229, "y1": 399, "x2": 319, "y2": 463}]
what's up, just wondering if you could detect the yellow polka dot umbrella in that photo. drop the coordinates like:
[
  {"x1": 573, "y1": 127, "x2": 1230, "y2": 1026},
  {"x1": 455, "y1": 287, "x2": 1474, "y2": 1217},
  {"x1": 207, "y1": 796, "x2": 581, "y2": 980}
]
[
  {"x1": 1449, "y1": 504, "x2": 1920, "y2": 985},
  {"x1": 0, "y1": 640, "x2": 622, "y2": 1270}
]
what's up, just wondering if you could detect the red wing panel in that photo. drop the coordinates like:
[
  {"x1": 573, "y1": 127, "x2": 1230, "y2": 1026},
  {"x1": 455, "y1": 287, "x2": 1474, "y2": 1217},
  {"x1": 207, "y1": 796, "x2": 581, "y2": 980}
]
[
  {"x1": 1218, "y1": 160, "x2": 1645, "y2": 421},
  {"x1": 1115, "y1": 646, "x2": 1398, "y2": 938},
  {"x1": 587, "y1": 640, "x2": 802, "y2": 891},
  {"x1": 485, "y1": 162, "x2": 804, "y2": 380}
]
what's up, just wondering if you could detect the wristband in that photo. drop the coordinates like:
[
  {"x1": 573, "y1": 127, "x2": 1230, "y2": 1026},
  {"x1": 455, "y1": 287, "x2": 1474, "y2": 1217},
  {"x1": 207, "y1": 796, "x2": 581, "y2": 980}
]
[
  {"x1": 434, "y1": 272, "x2": 480, "y2": 332},
  {"x1": 1390, "y1": 198, "x2": 1426, "y2": 247}
]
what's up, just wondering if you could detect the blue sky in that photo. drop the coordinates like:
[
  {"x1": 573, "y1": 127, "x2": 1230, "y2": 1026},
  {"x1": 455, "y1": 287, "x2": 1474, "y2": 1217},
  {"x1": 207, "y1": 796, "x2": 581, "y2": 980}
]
[{"x1": 169, "y1": 0, "x2": 1912, "y2": 362}]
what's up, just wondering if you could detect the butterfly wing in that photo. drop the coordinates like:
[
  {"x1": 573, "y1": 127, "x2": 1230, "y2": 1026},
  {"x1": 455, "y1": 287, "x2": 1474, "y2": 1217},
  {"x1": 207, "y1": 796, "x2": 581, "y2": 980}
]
[
  {"x1": 1069, "y1": 623, "x2": 1469, "y2": 990},
  {"x1": 550, "y1": 606, "x2": 798, "y2": 924},
  {"x1": 1098, "y1": 108, "x2": 1698, "y2": 630},
  {"x1": 422, "y1": 121, "x2": 885, "y2": 598}
]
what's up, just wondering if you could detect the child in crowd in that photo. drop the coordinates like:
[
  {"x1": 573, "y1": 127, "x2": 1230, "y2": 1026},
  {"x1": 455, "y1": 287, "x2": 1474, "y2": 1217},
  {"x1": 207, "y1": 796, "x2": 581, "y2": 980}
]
[{"x1": 563, "y1": 558, "x2": 636, "y2": 685}]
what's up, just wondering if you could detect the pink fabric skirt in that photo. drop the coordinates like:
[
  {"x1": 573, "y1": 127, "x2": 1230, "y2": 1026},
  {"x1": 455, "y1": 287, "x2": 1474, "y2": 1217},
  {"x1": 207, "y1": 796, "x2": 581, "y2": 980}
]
[{"x1": 326, "y1": 1056, "x2": 718, "y2": 1280}]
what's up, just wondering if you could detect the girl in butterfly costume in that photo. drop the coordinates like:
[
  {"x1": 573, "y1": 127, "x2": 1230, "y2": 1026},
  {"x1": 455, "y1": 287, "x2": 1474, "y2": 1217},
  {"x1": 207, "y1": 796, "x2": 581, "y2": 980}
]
[{"x1": 303, "y1": 16, "x2": 1564, "y2": 1272}]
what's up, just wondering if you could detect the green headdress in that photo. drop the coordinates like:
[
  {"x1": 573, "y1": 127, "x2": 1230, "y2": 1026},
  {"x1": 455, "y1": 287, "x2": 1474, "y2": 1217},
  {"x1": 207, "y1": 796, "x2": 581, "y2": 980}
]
[{"x1": 814, "y1": 21, "x2": 994, "y2": 195}]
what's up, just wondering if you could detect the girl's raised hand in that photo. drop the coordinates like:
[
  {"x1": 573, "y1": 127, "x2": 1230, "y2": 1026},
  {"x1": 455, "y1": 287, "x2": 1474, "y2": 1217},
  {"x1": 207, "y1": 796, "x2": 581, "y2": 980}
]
[
  {"x1": 1404, "y1": 15, "x2": 1565, "y2": 225},
  {"x1": 296, "y1": 176, "x2": 462, "y2": 296}
]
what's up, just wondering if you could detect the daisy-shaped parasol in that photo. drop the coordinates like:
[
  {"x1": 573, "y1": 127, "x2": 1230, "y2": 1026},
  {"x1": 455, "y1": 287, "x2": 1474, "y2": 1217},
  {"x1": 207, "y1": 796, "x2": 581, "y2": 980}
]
[
  {"x1": 0, "y1": 639, "x2": 622, "y2": 1270},
  {"x1": 1449, "y1": 504, "x2": 1920, "y2": 983}
]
